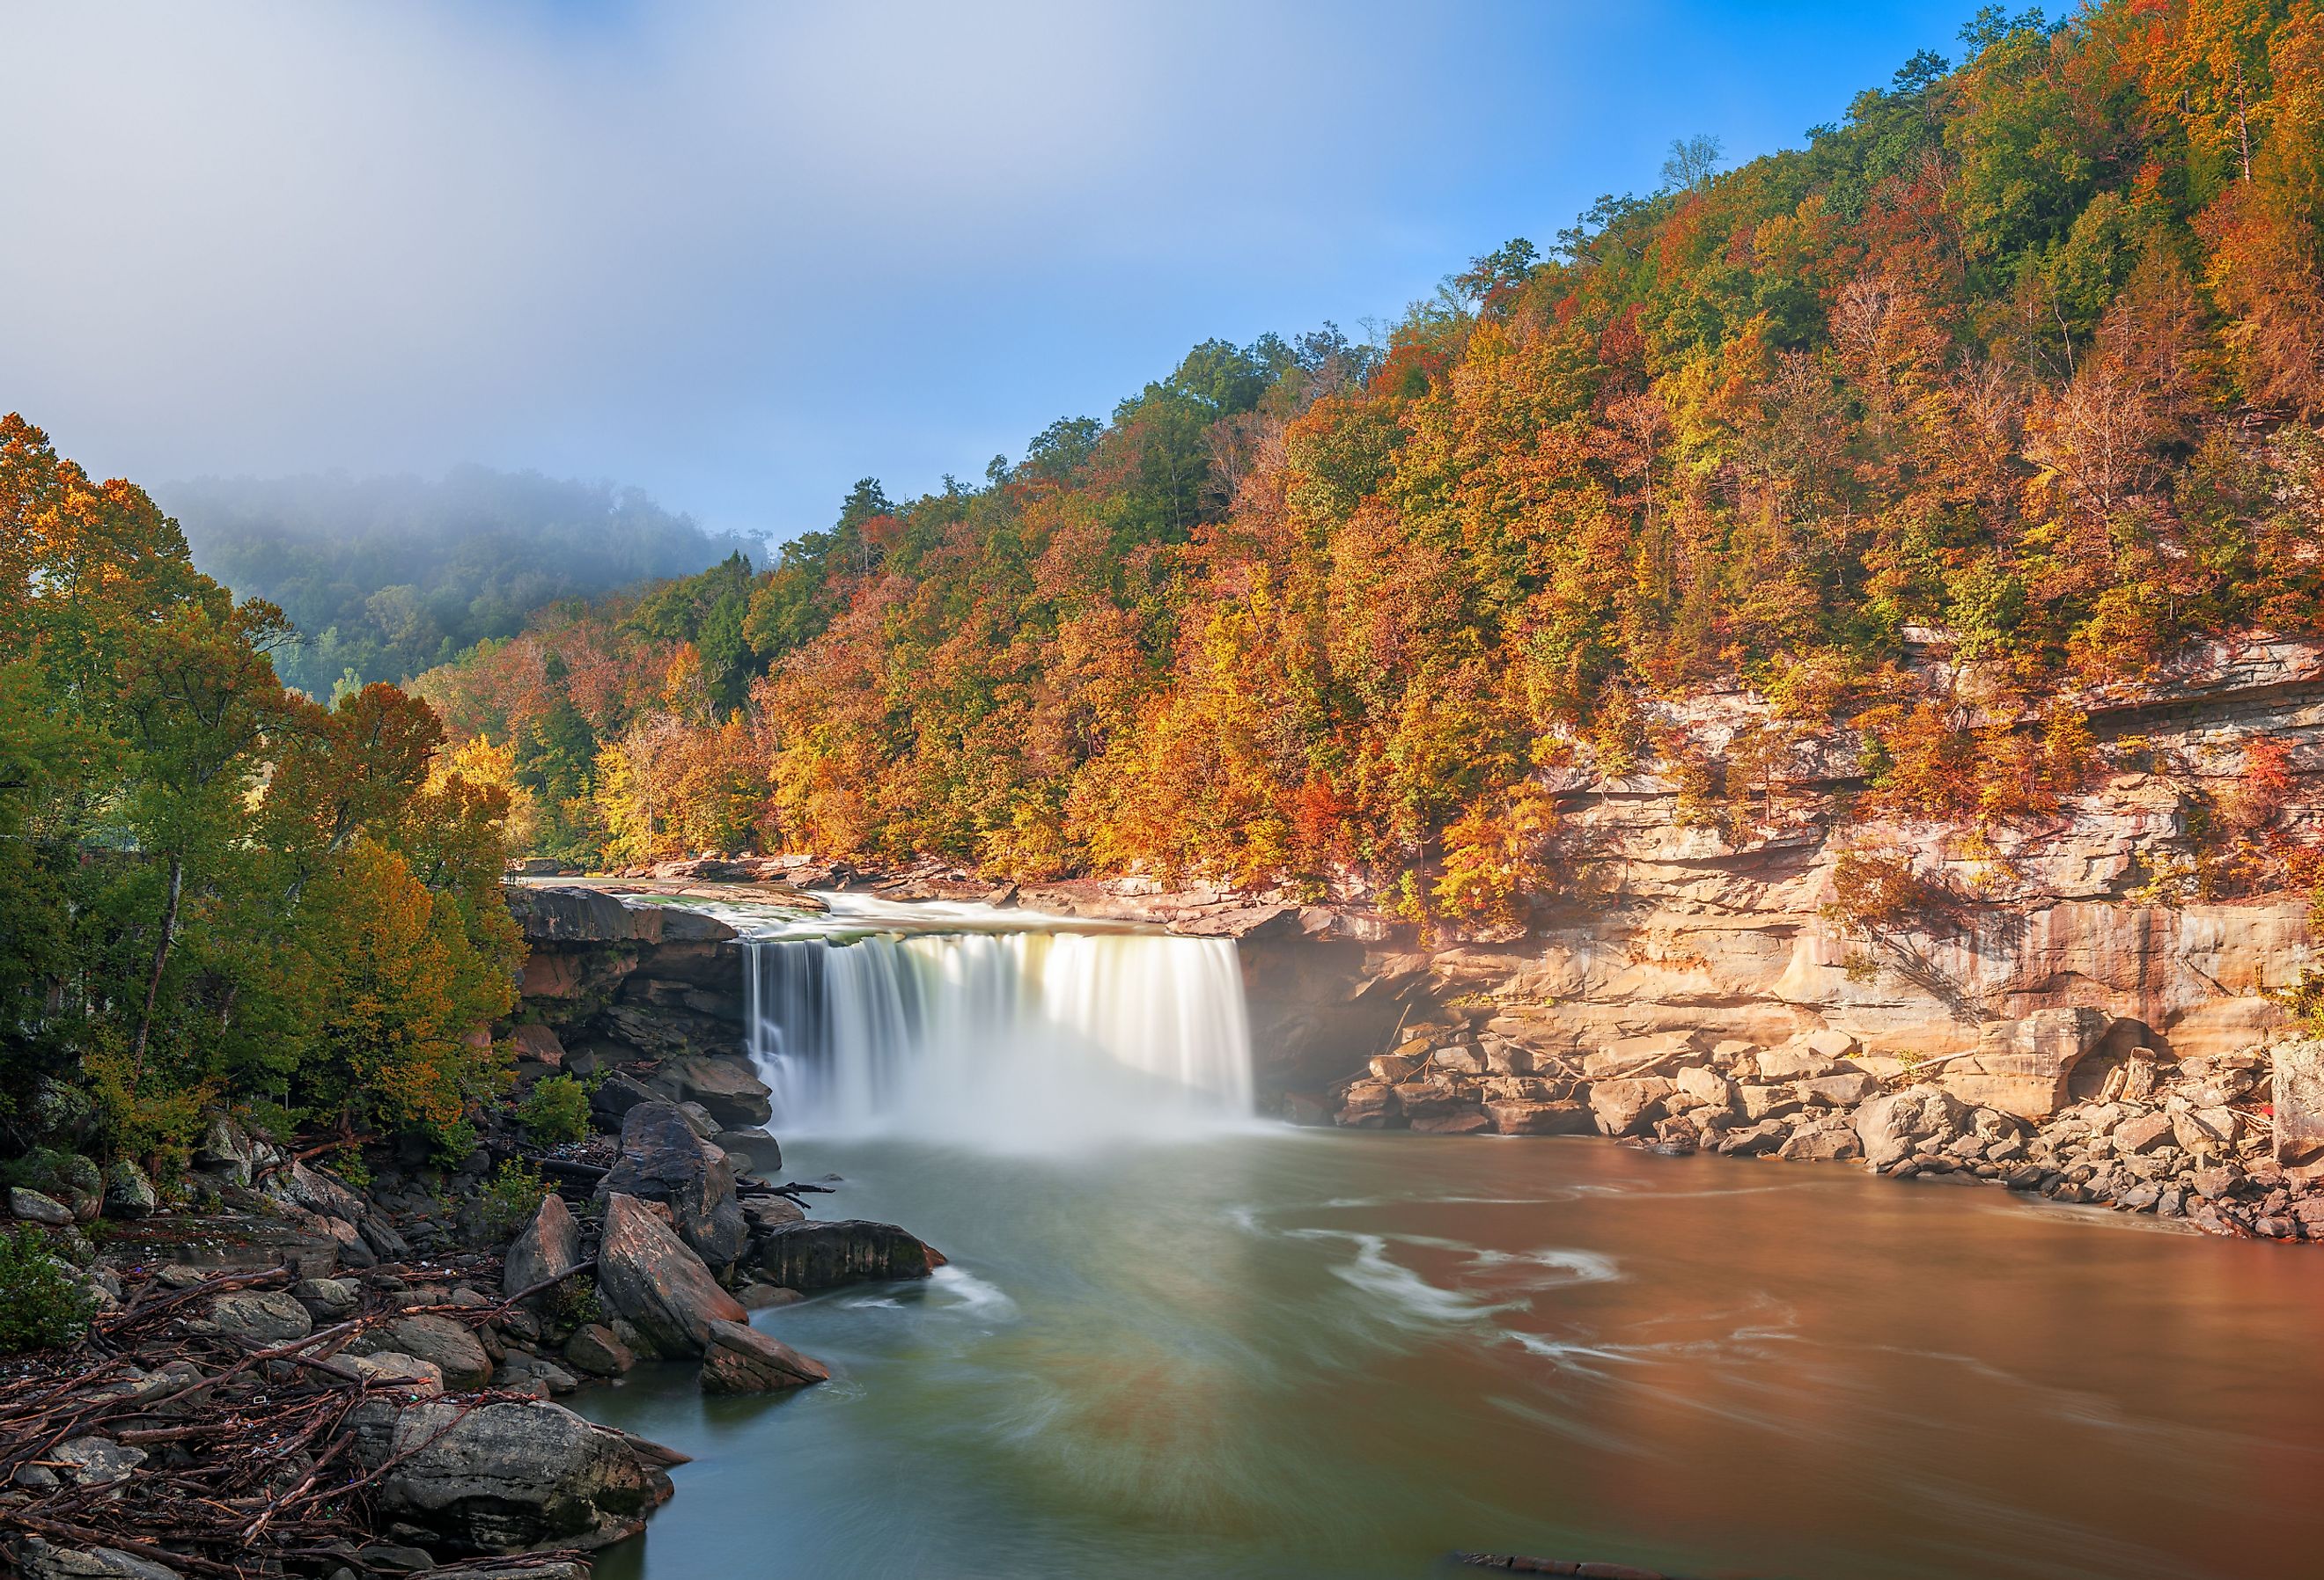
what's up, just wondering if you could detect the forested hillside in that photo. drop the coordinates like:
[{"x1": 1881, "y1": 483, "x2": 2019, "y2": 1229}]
[
  {"x1": 0, "y1": 416, "x2": 522, "y2": 1159},
  {"x1": 421, "y1": 1, "x2": 2324, "y2": 924},
  {"x1": 170, "y1": 467, "x2": 755, "y2": 698}
]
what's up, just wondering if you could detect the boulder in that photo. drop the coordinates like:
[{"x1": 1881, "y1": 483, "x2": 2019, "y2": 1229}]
[
  {"x1": 1583, "y1": 1032, "x2": 1695, "y2": 1077},
  {"x1": 1366, "y1": 1053, "x2": 1424, "y2": 1084},
  {"x1": 54, "y1": 1437, "x2": 145, "y2": 1488},
  {"x1": 738, "y1": 1282, "x2": 803, "y2": 1310},
  {"x1": 599, "y1": 1102, "x2": 748, "y2": 1267},
  {"x1": 713, "y1": 1128, "x2": 783, "y2": 1175},
  {"x1": 752, "y1": 1219, "x2": 945, "y2": 1290},
  {"x1": 192, "y1": 1115, "x2": 261, "y2": 1187},
  {"x1": 742, "y1": 1194, "x2": 806, "y2": 1231},
  {"x1": 1937, "y1": 1008, "x2": 2111, "y2": 1121},
  {"x1": 504, "y1": 1194, "x2": 584, "y2": 1297},
  {"x1": 206, "y1": 1290, "x2": 313, "y2": 1344},
  {"x1": 1777, "y1": 1120, "x2": 1864, "y2": 1163},
  {"x1": 1482, "y1": 1043, "x2": 1534, "y2": 1077},
  {"x1": 1796, "y1": 1072, "x2": 1881, "y2": 1108},
  {"x1": 673, "y1": 1101, "x2": 722, "y2": 1140},
  {"x1": 509, "y1": 1023, "x2": 567, "y2": 1067},
  {"x1": 377, "y1": 1314, "x2": 493, "y2": 1391},
  {"x1": 1674, "y1": 1065, "x2": 1735, "y2": 1112},
  {"x1": 1802, "y1": 1029, "x2": 1860, "y2": 1059},
  {"x1": 2171, "y1": 1106, "x2": 2239, "y2": 1156},
  {"x1": 655, "y1": 1055, "x2": 775, "y2": 1128},
  {"x1": 10, "y1": 1187, "x2": 73, "y2": 1227},
  {"x1": 17, "y1": 1540, "x2": 182, "y2": 1580},
  {"x1": 2273, "y1": 1038, "x2": 2324, "y2": 1177},
  {"x1": 700, "y1": 1318, "x2": 832, "y2": 1393},
  {"x1": 342, "y1": 1352, "x2": 445, "y2": 1396},
  {"x1": 1754, "y1": 1042, "x2": 1848, "y2": 1081},
  {"x1": 1430, "y1": 1045, "x2": 1484, "y2": 1076},
  {"x1": 290, "y1": 1276, "x2": 361, "y2": 1320},
  {"x1": 1336, "y1": 1079, "x2": 1400, "y2": 1127},
  {"x1": 1854, "y1": 1084, "x2": 1965, "y2": 1168},
  {"x1": 589, "y1": 1072, "x2": 664, "y2": 1128},
  {"x1": 1390, "y1": 1079, "x2": 1464, "y2": 1120},
  {"x1": 1736, "y1": 1084, "x2": 1802, "y2": 1122},
  {"x1": 1410, "y1": 1106, "x2": 1492, "y2": 1135},
  {"x1": 504, "y1": 884, "x2": 639, "y2": 944},
  {"x1": 563, "y1": 1323, "x2": 636, "y2": 1378},
  {"x1": 1484, "y1": 1100, "x2": 1595, "y2": 1135},
  {"x1": 100, "y1": 1160, "x2": 157, "y2": 1219},
  {"x1": 1587, "y1": 1077, "x2": 1674, "y2": 1137},
  {"x1": 345, "y1": 1396, "x2": 674, "y2": 1550},
  {"x1": 2112, "y1": 1112, "x2": 2174, "y2": 1155},
  {"x1": 595, "y1": 1192, "x2": 746, "y2": 1357}
]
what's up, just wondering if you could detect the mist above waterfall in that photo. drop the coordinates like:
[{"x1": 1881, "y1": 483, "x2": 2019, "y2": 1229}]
[{"x1": 719, "y1": 895, "x2": 1256, "y2": 1151}]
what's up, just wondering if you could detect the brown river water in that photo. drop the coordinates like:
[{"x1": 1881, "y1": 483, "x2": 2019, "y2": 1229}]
[{"x1": 580, "y1": 1128, "x2": 2324, "y2": 1579}]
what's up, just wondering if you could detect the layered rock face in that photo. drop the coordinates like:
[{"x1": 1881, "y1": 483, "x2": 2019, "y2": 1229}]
[{"x1": 1422, "y1": 636, "x2": 2322, "y2": 1069}]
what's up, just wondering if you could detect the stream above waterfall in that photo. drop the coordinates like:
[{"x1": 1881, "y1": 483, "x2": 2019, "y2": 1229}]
[{"x1": 583, "y1": 1129, "x2": 2324, "y2": 1580}]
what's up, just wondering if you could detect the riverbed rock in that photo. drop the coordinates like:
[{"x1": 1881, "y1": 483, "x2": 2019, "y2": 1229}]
[
  {"x1": 589, "y1": 1072, "x2": 664, "y2": 1128},
  {"x1": 1411, "y1": 1106, "x2": 1492, "y2": 1135},
  {"x1": 375, "y1": 1314, "x2": 493, "y2": 1392},
  {"x1": 2171, "y1": 1105, "x2": 2239, "y2": 1156},
  {"x1": 1854, "y1": 1084, "x2": 1966, "y2": 1169},
  {"x1": 1796, "y1": 1071, "x2": 1881, "y2": 1108},
  {"x1": 2113, "y1": 1112, "x2": 2175, "y2": 1154},
  {"x1": 55, "y1": 1437, "x2": 145, "y2": 1488},
  {"x1": 291, "y1": 1276, "x2": 361, "y2": 1319},
  {"x1": 1754, "y1": 1041, "x2": 1849, "y2": 1081},
  {"x1": 17, "y1": 1540, "x2": 182, "y2": 1580},
  {"x1": 1777, "y1": 1119, "x2": 1864, "y2": 1163},
  {"x1": 1588, "y1": 1077, "x2": 1674, "y2": 1137},
  {"x1": 653, "y1": 1055, "x2": 775, "y2": 1129},
  {"x1": 596, "y1": 1192, "x2": 746, "y2": 1357},
  {"x1": 1484, "y1": 1099, "x2": 1594, "y2": 1135},
  {"x1": 1937, "y1": 1008, "x2": 2111, "y2": 1121},
  {"x1": 345, "y1": 1396, "x2": 674, "y2": 1550},
  {"x1": 1337, "y1": 1079, "x2": 1400, "y2": 1127},
  {"x1": 504, "y1": 1193, "x2": 584, "y2": 1297},
  {"x1": 699, "y1": 1318, "x2": 832, "y2": 1393},
  {"x1": 713, "y1": 1127, "x2": 783, "y2": 1175},
  {"x1": 563, "y1": 1322, "x2": 636, "y2": 1378},
  {"x1": 342, "y1": 1352, "x2": 446, "y2": 1396},
  {"x1": 1736, "y1": 1084, "x2": 1803, "y2": 1122},
  {"x1": 752, "y1": 1219, "x2": 946, "y2": 1290},
  {"x1": 1367, "y1": 1053, "x2": 1423, "y2": 1084},
  {"x1": 2273, "y1": 1037, "x2": 2324, "y2": 1177},
  {"x1": 1674, "y1": 1065, "x2": 1737, "y2": 1114},
  {"x1": 598, "y1": 1102, "x2": 748, "y2": 1268},
  {"x1": 205, "y1": 1290, "x2": 313, "y2": 1344}
]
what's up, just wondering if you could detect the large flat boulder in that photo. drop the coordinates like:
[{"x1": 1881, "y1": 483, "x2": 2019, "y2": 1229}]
[
  {"x1": 504, "y1": 885, "x2": 641, "y2": 944},
  {"x1": 599, "y1": 1102, "x2": 747, "y2": 1267},
  {"x1": 346, "y1": 1396, "x2": 673, "y2": 1550},
  {"x1": 1937, "y1": 1008, "x2": 2110, "y2": 1121},
  {"x1": 376, "y1": 1313, "x2": 494, "y2": 1392},
  {"x1": 655, "y1": 1055, "x2": 774, "y2": 1128},
  {"x1": 596, "y1": 1192, "x2": 746, "y2": 1357},
  {"x1": 752, "y1": 1219, "x2": 945, "y2": 1290},
  {"x1": 700, "y1": 1318, "x2": 830, "y2": 1393}
]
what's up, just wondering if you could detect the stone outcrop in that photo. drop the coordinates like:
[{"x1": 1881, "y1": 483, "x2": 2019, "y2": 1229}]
[
  {"x1": 2273, "y1": 1037, "x2": 2324, "y2": 1177},
  {"x1": 752, "y1": 1219, "x2": 945, "y2": 1290},
  {"x1": 595, "y1": 1192, "x2": 746, "y2": 1357},
  {"x1": 345, "y1": 1396, "x2": 674, "y2": 1550},
  {"x1": 1934, "y1": 1008, "x2": 2111, "y2": 1120}
]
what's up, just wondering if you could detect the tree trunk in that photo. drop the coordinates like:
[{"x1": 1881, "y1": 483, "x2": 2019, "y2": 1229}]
[{"x1": 129, "y1": 853, "x2": 184, "y2": 1081}]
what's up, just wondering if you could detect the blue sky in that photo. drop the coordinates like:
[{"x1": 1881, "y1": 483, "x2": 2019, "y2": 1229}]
[{"x1": 7, "y1": 0, "x2": 1970, "y2": 549}]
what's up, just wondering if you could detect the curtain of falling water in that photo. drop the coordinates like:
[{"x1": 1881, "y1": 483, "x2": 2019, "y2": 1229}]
[{"x1": 742, "y1": 927, "x2": 1254, "y2": 1145}]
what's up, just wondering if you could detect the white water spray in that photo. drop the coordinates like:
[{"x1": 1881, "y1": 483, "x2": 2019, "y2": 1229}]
[{"x1": 719, "y1": 893, "x2": 1254, "y2": 1149}]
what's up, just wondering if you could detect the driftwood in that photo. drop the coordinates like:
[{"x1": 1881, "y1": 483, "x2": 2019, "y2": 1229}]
[
  {"x1": 0, "y1": 1254, "x2": 592, "y2": 1577},
  {"x1": 1459, "y1": 1555, "x2": 1725, "y2": 1579}
]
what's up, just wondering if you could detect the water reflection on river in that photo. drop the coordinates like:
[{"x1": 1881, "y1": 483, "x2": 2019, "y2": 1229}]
[{"x1": 582, "y1": 1130, "x2": 2324, "y2": 1579}]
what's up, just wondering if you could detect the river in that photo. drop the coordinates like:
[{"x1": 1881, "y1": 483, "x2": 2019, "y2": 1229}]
[{"x1": 580, "y1": 1126, "x2": 2324, "y2": 1580}]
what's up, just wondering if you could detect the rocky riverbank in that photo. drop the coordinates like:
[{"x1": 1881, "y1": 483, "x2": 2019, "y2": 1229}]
[{"x1": 0, "y1": 880, "x2": 948, "y2": 1580}]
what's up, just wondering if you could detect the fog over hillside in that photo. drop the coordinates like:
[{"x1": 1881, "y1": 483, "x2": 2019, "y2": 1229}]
[{"x1": 165, "y1": 466, "x2": 758, "y2": 697}]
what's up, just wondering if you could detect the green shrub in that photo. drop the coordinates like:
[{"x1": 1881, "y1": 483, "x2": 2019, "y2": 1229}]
[
  {"x1": 0, "y1": 1228, "x2": 93, "y2": 1354},
  {"x1": 515, "y1": 1075, "x2": 592, "y2": 1144},
  {"x1": 478, "y1": 1159, "x2": 549, "y2": 1241}
]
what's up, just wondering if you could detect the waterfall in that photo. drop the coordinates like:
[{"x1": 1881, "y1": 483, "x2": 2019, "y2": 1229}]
[{"x1": 731, "y1": 895, "x2": 1255, "y2": 1148}]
